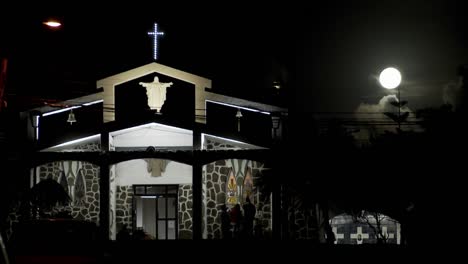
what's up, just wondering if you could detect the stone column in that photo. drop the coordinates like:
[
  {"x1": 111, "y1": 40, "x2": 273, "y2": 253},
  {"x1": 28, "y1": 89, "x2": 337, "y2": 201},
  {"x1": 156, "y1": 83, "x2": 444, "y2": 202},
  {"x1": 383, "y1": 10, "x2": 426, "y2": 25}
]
[
  {"x1": 192, "y1": 128, "x2": 202, "y2": 239},
  {"x1": 99, "y1": 130, "x2": 110, "y2": 240}
]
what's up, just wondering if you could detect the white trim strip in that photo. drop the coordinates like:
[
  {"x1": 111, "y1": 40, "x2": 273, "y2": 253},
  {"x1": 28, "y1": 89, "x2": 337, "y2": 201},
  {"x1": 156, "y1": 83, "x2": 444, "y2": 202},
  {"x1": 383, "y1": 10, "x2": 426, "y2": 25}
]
[
  {"x1": 83, "y1": 99, "x2": 104, "y2": 106},
  {"x1": 110, "y1": 122, "x2": 192, "y2": 136},
  {"x1": 202, "y1": 133, "x2": 249, "y2": 146},
  {"x1": 42, "y1": 100, "x2": 103, "y2": 117},
  {"x1": 151, "y1": 123, "x2": 192, "y2": 133},
  {"x1": 43, "y1": 105, "x2": 81, "y2": 117},
  {"x1": 141, "y1": 196, "x2": 157, "y2": 199},
  {"x1": 205, "y1": 100, "x2": 271, "y2": 115},
  {"x1": 48, "y1": 134, "x2": 100, "y2": 149},
  {"x1": 201, "y1": 133, "x2": 205, "y2": 149}
]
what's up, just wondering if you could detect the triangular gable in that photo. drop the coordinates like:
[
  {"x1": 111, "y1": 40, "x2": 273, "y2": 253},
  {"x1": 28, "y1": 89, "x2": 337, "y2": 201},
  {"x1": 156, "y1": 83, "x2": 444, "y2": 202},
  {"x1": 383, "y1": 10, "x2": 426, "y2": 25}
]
[
  {"x1": 110, "y1": 122, "x2": 192, "y2": 148},
  {"x1": 96, "y1": 62, "x2": 212, "y2": 123},
  {"x1": 201, "y1": 133, "x2": 267, "y2": 150}
]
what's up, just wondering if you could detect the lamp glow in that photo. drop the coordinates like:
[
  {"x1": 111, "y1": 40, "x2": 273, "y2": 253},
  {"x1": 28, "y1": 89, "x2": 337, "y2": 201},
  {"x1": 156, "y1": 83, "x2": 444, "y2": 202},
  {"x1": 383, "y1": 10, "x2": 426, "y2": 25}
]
[
  {"x1": 379, "y1": 67, "x2": 401, "y2": 89},
  {"x1": 43, "y1": 21, "x2": 61, "y2": 28}
]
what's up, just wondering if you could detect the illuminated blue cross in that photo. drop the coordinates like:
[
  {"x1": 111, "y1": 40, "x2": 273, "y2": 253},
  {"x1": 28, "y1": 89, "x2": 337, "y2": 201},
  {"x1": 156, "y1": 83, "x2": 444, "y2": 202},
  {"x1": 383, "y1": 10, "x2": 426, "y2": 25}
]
[{"x1": 148, "y1": 23, "x2": 164, "y2": 60}]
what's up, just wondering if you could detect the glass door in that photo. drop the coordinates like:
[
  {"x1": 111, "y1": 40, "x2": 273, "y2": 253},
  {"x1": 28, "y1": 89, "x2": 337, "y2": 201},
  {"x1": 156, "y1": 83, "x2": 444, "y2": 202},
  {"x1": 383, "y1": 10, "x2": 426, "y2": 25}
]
[{"x1": 133, "y1": 185, "x2": 178, "y2": 240}]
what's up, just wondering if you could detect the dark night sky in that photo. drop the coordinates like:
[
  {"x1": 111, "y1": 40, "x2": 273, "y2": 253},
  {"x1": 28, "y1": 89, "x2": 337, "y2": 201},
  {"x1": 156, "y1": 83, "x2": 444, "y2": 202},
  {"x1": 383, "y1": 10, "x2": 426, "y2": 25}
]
[
  {"x1": 297, "y1": 1, "x2": 468, "y2": 113},
  {"x1": 1, "y1": 1, "x2": 467, "y2": 113},
  {"x1": 0, "y1": 6, "x2": 296, "y2": 110}
]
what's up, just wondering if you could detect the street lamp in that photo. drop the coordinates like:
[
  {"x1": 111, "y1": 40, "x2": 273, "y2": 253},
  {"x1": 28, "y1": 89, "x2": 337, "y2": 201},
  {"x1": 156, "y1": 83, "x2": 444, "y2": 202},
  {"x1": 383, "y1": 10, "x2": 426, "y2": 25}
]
[
  {"x1": 43, "y1": 20, "x2": 62, "y2": 28},
  {"x1": 379, "y1": 67, "x2": 403, "y2": 129},
  {"x1": 43, "y1": 17, "x2": 62, "y2": 29}
]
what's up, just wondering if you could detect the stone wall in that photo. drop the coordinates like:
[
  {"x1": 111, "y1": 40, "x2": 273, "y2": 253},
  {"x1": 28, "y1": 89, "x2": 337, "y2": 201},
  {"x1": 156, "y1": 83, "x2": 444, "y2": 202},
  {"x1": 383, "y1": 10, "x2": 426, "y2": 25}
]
[
  {"x1": 206, "y1": 141, "x2": 242, "y2": 150},
  {"x1": 204, "y1": 159, "x2": 270, "y2": 239},
  {"x1": 178, "y1": 184, "x2": 193, "y2": 239},
  {"x1": 203, "y1": 139, "x2": 271, "y2": 239},
  {"x1": 115, "y1": 185, "x2": 133, "y2": 230},
  {"x1": 37, "y1": 160, "x2": 100, "y2": 223},
  {"x1": 5, "y1": 160, "x2": 99, "y2": 239},
  {"x1": 73, "y1": 142, "x2": 100, "y2": 151},
  {"x1": 204, "y1": 161, "x2": 225, "y2": 239},
  {"x1": 5, "y1": 143, "x2": 100, "y2": 240},
  {"x1": 38, "y1": 142, "x2": 101, "y2": 222}
]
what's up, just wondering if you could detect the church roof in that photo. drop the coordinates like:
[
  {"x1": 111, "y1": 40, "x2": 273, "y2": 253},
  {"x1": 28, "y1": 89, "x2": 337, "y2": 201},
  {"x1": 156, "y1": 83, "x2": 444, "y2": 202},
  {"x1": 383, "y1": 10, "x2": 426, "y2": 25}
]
[{"x1": 20, "y1": 92, "x2": 103, "y2": 117}]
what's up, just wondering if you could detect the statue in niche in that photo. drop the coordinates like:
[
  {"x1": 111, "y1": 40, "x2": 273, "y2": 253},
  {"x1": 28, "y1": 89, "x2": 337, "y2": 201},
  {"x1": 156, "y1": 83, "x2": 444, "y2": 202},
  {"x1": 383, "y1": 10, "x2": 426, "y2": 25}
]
[{"x1": 139, "y1": 76, "x2": 173, "y2": 111}]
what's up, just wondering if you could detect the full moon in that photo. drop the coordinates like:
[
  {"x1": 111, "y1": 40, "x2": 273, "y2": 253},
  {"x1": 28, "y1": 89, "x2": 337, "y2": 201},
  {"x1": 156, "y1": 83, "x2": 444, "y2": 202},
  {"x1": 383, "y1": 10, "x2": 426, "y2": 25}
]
[{"x1": 379, "y1": 67, "x2": 401, "y2": 89}]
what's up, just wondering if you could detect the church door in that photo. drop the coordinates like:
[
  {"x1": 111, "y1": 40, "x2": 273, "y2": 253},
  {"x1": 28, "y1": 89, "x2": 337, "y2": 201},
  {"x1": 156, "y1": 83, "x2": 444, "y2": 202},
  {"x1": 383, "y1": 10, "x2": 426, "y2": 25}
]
[{"x1": 133, "y1": 185, "x2": 178, "y2": 240}]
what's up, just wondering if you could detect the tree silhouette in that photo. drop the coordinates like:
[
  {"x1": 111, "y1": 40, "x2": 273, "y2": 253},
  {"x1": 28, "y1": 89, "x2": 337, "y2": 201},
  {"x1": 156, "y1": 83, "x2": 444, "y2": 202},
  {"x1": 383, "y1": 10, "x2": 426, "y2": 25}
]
[
  {"x1": 29, "y1": 179, "x2": 71, "y2": 218},
  {"x1": 385, "y1": 99, "x2": 409, "y2": 131},
  {"x1": 351, "y1": 210, "x2": 396, "y2": 244}
]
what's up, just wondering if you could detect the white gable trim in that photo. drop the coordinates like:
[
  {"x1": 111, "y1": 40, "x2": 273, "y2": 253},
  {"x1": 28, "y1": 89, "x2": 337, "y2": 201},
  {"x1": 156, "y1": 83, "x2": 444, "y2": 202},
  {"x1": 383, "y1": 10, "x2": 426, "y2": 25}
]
[
  {"x1": 111, "y1": 122, "x2": 193, "y2": 148},
  {"x1": 110, "y1": 122, "x2": 192, "y2": 137},
  {"x1": 205, "y1": 92, "x2": 287, "y2": 114}
]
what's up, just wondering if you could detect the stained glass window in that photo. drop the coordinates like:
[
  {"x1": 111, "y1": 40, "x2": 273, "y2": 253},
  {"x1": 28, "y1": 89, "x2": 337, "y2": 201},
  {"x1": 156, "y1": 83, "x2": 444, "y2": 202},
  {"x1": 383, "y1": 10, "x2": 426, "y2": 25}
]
[
  {"x1": 226, "y1": 169, "x2": 237, "y2": 206},
  {"x1": 242, "y1": 167, "x2": 254, "y2": 204},
  {"x1": 74, "y1": 169, "x2": 86, "y2": 207}
]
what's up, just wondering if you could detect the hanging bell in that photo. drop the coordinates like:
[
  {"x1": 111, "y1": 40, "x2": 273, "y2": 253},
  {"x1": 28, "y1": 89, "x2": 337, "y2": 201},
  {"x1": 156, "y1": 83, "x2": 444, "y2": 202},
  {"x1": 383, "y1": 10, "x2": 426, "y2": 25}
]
[
  {"x1": 236, "y1": 109, "x2": 242, "y2": 118},
  {"x1": 67, "y1": 109, "x2": 77, "y2": 125}
]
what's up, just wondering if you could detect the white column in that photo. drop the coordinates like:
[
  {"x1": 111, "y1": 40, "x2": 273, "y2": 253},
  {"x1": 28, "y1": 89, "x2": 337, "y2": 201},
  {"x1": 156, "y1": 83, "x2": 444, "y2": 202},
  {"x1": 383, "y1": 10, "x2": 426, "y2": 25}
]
[{"x1": 396, "y1": 223, "x2": 401, "y2": 245}]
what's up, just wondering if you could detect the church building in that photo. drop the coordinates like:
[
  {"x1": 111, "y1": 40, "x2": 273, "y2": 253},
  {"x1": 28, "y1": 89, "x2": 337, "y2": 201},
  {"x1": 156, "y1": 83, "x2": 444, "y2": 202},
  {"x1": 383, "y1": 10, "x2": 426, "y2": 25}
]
[{"x1": 9, "y1": 61, "x2": 287, "y2": 240}]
